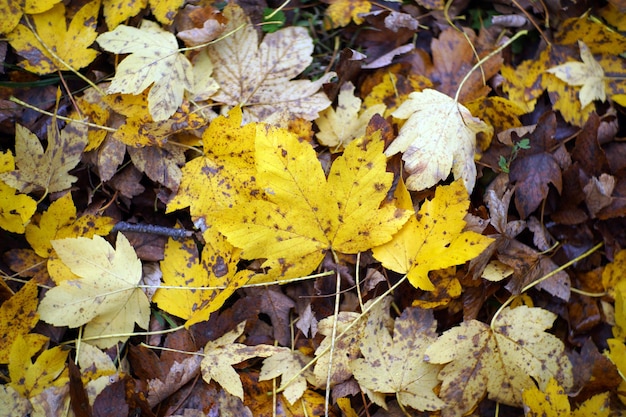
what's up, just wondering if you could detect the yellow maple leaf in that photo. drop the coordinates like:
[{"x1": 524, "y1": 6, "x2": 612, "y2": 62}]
[
  {"x1": 9, "y1": 334, "x2": 68, "y2": 398},
  {"x1": 547, "y1": 41, "x2": 606, "y2": 108},
  {"x1": 324, "y1": 0, "x2": 372, "y2": 29},
  {"x1": 259, "y1": 349, "x2": 310, "y2": 405},
  {"x1": 6, "y1": 1, "x2": 100, "y2": 75},
  {"x1": 351, "y1": 302, "x2": 445, "y2": 412},
  {"x1": 316, "y1": 81, "x2": 385, "y2": 150},
  {"x1": 154, "y1": 227, "x2": 251, "y2": 327},
  {"x1": 103, "y1": 0, "x2": 183, "y2": 28},
  {"x1": 522, "y1": 378, "x2": 610, "y2": 417},
  {"x1": 214, "y1": 125, "x2": 411, "y2": 282},
  {"x1": 38, "y1": 233, "x2": 150, "y2": 348},
  {"x1": 0, "y1": 280, "x2": 48, "y2": 364},
  {"x1": 372, "y1": 180, "x2": 493, "y2": 290},
  {"x1": 0, "y1": 0, "x2": 60, "y2": 34},
  {"x1": 0, "y1": 121, "x2": 88, "y2": 195},
  {"x1": 0, "y1": 151, "x2": 36, "y2": 234},
  {"x1": 96, "y1": 19, "x2": 194, "y2": 121},
  {"x1": 424, "y1": 306, "x2": 573, "y2": 416},
  {"x1": 24, "y1": 192, "x2": 115, "y2": 259},
  {"x1": 167, "y1": 107, "x2": 258, "y2": 225},
  {"x1": 385, "y1": 88, "x2": 492, "y2": 193},
  {"x1": 207, "y1": 4, "x2": 334, "y2": 124}
]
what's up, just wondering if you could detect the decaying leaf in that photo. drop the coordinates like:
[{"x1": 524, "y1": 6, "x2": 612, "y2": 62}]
[
  {"x1": 351, "y1": 304, "x2": 445, "y2": 412},
  {"x1": 38, "y1": 234, "x2": 150, "y2": 348},
  {"x1": 372, "y1": 180, "x2": 493, "y2": 290},
  {"x1": 424, "y1": 306, "x2": 573, "y2": 417},
  {"x1": 547, "y1": 41, "x2": 606, "y2": 108},
  {"x1": 385, "y1": 88, "x2": 492, "y2": 192},
  {"x1": 97, "y1": 20, "x2": 194, "y2": 121},
  {"x1": 0, "y1": 122, "x2": 88, "y2": 195},
  {"x1": 207, "y1": 4, "x2": 335, "y2": 124},
  {"x1": 6, "y1": 1, "x2": 99, "y2": 74},
  {"x1": 259, "y1": 349, "x2": 310, "y2": 405},
  {"x1": 201, "y1": 321, "x2": 284, "y2": 400},
  {"x1": 215, "y1": 125, "x2": 411, "y2": 282},
  {"x1": 522, "y1": 378, "x2": 610, "y2": 417}
]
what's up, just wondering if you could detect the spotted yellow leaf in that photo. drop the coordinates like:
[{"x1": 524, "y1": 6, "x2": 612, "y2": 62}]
[
  {"x1": 0, "y1": 151, "x2": 36, "y2": 234},
  {"x1": 372, "y1": 179, "x2": 493, "y2": 290},
  {"x1": 214, "y1": 125, "x2": 411, "y2": 282},
  {"x1": 6, "y1": 1, "x2": 100, "y2": 74}
]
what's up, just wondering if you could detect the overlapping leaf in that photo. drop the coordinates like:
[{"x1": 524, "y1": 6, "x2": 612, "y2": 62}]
[{"x1": 214, "y1": 125, "x2": 411, "y2": 282}]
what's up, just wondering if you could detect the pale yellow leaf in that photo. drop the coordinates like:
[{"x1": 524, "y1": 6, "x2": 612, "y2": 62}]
[
  {"x1": 38, "y1": 234, "x2": 150, "y2": 348},
  {"x1": 316, "y1": 81, "x2": 385, "y2": 149},
  {"x1": 97, "y1": 20, "x2": 194, "y2": 121},
  {"x1": 547, "y1": 41, "x2": 606, "y2": 108},
  {"x1": 259, "y1": 349, "x2": 310, "y2": 405},
  {"x1": 207, "y1": 4, "x2": 334, "y2": 124},
  {"x1": 385, "y1": 88, "x2": 492, "y2": 192}
]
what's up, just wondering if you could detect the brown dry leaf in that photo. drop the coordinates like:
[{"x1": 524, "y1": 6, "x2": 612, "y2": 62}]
[
  {"x1": 207, "y1": 3, "x2": 334, "y2": 125},
  {"x1": 385, "y1": 89, "x2": 492, "y2": 192},
  {"x1": 425, "y1": 306, "x2": 573, "y2": 417},
  {"x1": 351, "y1": 305, "x2": 445, "y2": 412},
  {"x1": 0, "y1": 121, "x2": 87, "y2": 195}
]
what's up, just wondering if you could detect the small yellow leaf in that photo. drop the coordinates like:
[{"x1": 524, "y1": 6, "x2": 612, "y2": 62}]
[
  {"x1": 0, "y1": 151, "x2": 36, "y2": 234},
  {"x1": 324, "y1": 0, "x2": 372, "y2": 29},
  {"x1": 154, "y1": 227, "x2": 250, "y2": 327},
  {"x1": 0, "y1": 121, "x2": 88, "y2": 195},
  {"x1": 0, "y1": 280, "x2": 48, "y2": 364},
  {"x1": 38, "y1": 234, "x2": 149, "y2": 348},
  {"x1": 201, "y1": 322, "x2": 283, "y2": 400},
  {"x1": 372, "y1": 180, "x2": 493, "y2": 290},
  {"x1": 259, "y1": 349, "x2": 309, "y2": 405},
  {"x1": 386, "y1": 88, "x2": 492, "y2": 192},
  {"x1": 9, "y1": 334, "x2": 69, "y2": 398},
  {"x1": 547, "y1": 41, "x2": 606, "y2": 108},
  {"x1": 97, "y1": 20, "x2": 193, "y2": 121},
  {"x1": 6, "y1": 1, "x2": 100, "y2": 74},
  {"x1": 316, "y1": 81, "x2": 385, "y2": 150},
  {"x1": 522, "y1": 378, "x2": 570, "y2": 416}
]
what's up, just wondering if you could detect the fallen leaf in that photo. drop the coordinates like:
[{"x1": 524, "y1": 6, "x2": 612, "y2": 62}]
[
  {"x1": 0, "y1": 280, "x2": 48, "y2": 364},
  {"x1": 324, "y1": 0, "x2": 372, "y2": 29},
  {"x1": 9, "y1": 334, "x2": 69, "y2": 398},
  {"x1": 97, "y1": 20, "x2": 194, "y2": 121},
  {"x1": 0, "y1": 0, "x2": 61, "y2": 34},
  {"x1": 547, "y1": 41, "x2": 606, "y2": 108},
  {"x1": 153, "y1": 227, "x2": 250, "y2": 327},
  {"x1": 351, "y1": 305, "x2": 445, "y2": 412},
  {"x1": 372, "y1": 180, "x2": 493, "y2": 290},
  {"x1": 38, "y1": 233, "x2": 150, "y2": 348},
  {"x1": 259, "y1": 349, "x2": 310, "y2": 404},
  {"x1": 6, "y1": 1, "x2": 100, "y2": 74},
  {"x1": 102, "y1": 0, "x2": 184, "y2": 28},
  {"x1": 0, "y1": 121, "x2": 88, "y2": 195},
  {"x1": 215, "y1": 125, "x2": 411, "y2": 282},
  {"x1": 385, "y1": 88, "x2": 492, "y2": 192},
  {"x1": 425, "y1": 306, "x2": 573, "y2": 416},
  {"x1": 316, "y1": 82, "x2": 385, "y2": 150},
  {"x1": 207, "y1": 4, "x2": 334, "y2": 124},
  {"x1": 0, "y1": 151, "x2": 36, "y2": 234},
  {"x1": 522, "y1": 378, "x2": 610, "y2": 417},
  {"x1": 201, "y1": 321, "x2": 284, "y2": 400}
]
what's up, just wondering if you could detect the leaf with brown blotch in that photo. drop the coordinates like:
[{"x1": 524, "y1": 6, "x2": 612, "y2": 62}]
[{"x1": 425, "y1": 306, "x2": 573, "y2": 417}]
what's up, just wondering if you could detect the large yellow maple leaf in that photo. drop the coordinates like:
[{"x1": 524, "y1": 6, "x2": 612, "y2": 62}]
[
  {"x1": 38, "y1": 234, "x2": 150, "y2": 348},
  {"x1": 214, "y1": 126, "x2": 411, "y2": 282},
  {"x1": 96, "y1": 19, "x2": 194, "y2": 121},
  {"x1": 6, "y1": 1, "x2": 100, "y2": 75},
  {"x1": 372, "y1": 180, "x2": 493, "y2": 290},
  {"x1": 424, "y1": 306, "x2": 573, "y2": 417},
  {"x1": 385, "y1": 89, "x2": 492, "y2": 193},
  {"x1": 206, "y1": 4, "x2": 334, "y2": 124}
]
